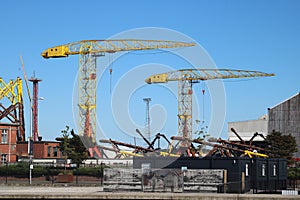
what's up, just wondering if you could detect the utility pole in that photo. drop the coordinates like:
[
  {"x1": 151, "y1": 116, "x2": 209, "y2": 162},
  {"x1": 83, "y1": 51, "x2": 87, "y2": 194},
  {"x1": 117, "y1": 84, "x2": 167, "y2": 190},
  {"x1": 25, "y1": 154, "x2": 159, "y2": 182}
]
[
  {"x1": 28, "y1": 135, "x2": 33, "y2": 185},
  {"x1": 143, "y1": 98, "x2": 151, "y2": 141}
]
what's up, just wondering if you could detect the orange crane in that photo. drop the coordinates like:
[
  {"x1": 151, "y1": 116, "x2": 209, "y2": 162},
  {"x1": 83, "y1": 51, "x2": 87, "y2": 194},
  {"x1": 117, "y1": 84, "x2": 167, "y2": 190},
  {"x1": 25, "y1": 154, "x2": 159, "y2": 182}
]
[
  {"x1": 41, "y1": 39, "x2": 195, "y2": 157},
  {"x1": 145, "y1": 68, "x2": 275, "y2": 152}
]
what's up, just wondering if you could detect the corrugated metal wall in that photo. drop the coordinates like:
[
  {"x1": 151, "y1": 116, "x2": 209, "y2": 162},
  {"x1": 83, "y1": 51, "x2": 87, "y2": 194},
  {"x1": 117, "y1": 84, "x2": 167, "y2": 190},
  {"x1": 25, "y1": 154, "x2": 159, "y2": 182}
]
[{"x1": 268, "y1": 93, "x2": 300, "y2": 158}]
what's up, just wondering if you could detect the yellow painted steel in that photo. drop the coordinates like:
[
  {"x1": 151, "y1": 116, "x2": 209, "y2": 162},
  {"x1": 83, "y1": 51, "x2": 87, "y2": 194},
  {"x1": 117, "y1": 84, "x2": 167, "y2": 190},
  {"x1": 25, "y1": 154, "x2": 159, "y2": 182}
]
[
  {"x1": 244, "y1": 150, "x2": 269, "y2": 158},
  {"x1": 0, "y1": 77, "x2": 23, "y2": 105},
  {"x1": 41, "y1": 40, "x2": 195, "y2": 59},
  {"x1": 145, "y1": 73, "x2": 168, "y2": 84},
  {"x1": 41, "y1": 46, "x2": 69, "y2": 58},
  {"x1": 146, "y1": 69, "x2": 275, "y2": 142},
  {"x1": 42, "y1": 39, "x2": 196, "y2": 149},
  {"x1": 146, "y1": 69, "x2": 275, "y2": 84},
  {"x1": 160, "y1": 151, "x2": 180, "y2": 157},
  {"x1": 119, "y1": 150, "x2": 144, "y2": 157},
  {"x1": 119, "y1": 150, "x2": 180, "y2": 158},
  {"x1": 17, "y1": 78, "x2": 23, "y2": 104},
  {"x1": 0, "y1": 77, "x2": 25, "y2": 141}
]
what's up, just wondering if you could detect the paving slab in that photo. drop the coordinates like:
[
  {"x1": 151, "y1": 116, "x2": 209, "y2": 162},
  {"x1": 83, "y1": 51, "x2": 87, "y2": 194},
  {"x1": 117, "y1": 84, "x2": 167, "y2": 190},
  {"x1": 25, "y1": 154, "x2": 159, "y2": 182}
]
[{"x1": 0, "y1": 186, "x2": 299, "y2": 199}]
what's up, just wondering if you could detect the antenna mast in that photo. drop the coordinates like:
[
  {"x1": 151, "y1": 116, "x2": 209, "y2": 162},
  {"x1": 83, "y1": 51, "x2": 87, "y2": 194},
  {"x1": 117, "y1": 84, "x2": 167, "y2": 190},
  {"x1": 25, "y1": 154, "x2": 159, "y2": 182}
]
[{"x1": 143, "y1": 98, "x2": 151, "y2": 141}]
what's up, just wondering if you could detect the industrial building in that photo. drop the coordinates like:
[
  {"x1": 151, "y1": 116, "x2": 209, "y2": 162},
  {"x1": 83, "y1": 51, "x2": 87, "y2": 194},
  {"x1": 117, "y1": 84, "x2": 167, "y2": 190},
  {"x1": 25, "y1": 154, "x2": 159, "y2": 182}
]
[
  {"x1": 17, "y1": 141, "x2": 61, "y2": 159},
  {"x1": 268, "y1": 92, "x2": 300, "y2": 159},
  {"x1": 0, "y1": 76, "x2": 63, "y2": 165},
  {"x1": 228, "y1": 115, "x2": 268, "y2": 142},
  {"x1": 0, "y1": 123, "x2": 19, "y2": 163},
  {"x1": 133, "y1": 156, "x2": 287, "y2": 193},
  {"x1": 0, "y1": 123, "x2": 62, "y2": 164},
  {"x1": 228, "y1": 92, "x2": 300, "y2": 159}
]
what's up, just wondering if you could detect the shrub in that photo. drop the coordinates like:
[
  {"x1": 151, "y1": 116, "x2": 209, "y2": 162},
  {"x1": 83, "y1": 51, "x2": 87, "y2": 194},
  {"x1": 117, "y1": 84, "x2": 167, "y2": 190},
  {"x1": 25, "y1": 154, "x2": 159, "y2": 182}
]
[{"x1": 0, "y1": 163, "x2": 109, "y2": 178}]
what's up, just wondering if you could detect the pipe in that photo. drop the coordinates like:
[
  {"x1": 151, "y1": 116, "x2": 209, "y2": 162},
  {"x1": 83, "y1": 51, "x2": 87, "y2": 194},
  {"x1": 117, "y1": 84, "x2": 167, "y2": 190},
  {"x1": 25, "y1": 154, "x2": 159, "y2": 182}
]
[{"x1": 230, "y1": 128, "x2": 245, "y2": 144}]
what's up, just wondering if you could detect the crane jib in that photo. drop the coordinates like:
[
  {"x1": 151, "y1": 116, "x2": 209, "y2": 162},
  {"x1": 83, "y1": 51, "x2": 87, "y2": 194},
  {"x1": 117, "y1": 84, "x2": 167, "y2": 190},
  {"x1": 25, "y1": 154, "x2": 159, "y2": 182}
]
[{"x1": 41, "y1": 40, "x2": 196, "y2": 59}]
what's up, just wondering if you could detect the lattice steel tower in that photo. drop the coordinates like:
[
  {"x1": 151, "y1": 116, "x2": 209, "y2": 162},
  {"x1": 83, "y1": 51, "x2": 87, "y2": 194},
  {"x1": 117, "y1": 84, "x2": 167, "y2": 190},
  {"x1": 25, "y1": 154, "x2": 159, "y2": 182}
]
[{"x1": 143, "y1": 97, "x2": 151, "y2": 141}]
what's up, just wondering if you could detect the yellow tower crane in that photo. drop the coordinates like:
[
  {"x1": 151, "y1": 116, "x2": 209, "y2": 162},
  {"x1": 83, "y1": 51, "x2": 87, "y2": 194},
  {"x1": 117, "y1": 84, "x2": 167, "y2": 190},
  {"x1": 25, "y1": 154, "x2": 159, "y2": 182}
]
[
  {"x1": 145, "y1": 68, "x2": 275, "y2": 149},
  {"x1": 41, "y1": 39, "x2": 195, "y2": 157}
]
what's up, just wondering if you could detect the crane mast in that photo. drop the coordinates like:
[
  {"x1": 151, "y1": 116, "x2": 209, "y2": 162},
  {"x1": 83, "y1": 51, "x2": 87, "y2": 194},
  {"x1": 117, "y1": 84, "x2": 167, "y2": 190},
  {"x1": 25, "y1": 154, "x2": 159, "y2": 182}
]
[
  {"x1": 146, "y1": 68, "x2": 275, "y2": 147},
  {"x1": 42, "y1": 39, "x2": 195, "y2": 157}
]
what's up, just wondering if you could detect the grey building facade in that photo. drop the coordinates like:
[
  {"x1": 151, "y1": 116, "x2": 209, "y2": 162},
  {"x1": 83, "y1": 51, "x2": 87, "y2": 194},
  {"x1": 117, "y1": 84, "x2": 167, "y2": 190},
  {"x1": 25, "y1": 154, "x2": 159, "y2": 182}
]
[
  {"x1": 228, "y1": 115, "x2": 268, "y2": 142},
  {"x1": 228, "y1": 92, "x2": 300, "y2": 158},
  {"x1": 268, "y1": 93, "x2": 300, "y2": 158}
]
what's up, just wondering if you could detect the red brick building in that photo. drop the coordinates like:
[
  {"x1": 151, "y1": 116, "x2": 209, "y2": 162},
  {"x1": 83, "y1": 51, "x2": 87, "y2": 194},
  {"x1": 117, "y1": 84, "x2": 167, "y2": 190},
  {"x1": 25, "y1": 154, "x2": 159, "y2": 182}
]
[
  {"x1": 0, "y1": 123, "x2": 63, "y2": 164},
  {"x1": 17, "y1": 141, "x2": 62, "y2": 159},
  {"x1": 0, "y1": 123, "x2": 19, "y2": 163}
]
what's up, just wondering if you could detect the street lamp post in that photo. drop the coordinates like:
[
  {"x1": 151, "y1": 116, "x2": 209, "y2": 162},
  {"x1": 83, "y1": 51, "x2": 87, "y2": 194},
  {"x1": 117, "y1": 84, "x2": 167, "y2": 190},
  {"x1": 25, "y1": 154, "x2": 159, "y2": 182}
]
[
  {"x1": 5, "y1": 161, "x2": 8, "y2": 184},
  {"x1": 28, "y1": 136, "x2": 33, "y2": 185},
  {"x1": 28, "y1": 96, "x2": 44, "y2": 185}
]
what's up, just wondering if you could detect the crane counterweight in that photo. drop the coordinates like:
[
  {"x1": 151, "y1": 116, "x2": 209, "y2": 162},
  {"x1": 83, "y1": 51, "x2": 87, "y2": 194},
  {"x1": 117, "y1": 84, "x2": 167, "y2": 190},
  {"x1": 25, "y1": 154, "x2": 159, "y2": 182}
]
[
  {"x1": 41, "y1": 46, "x2": 69, "y2": 58},
  {"x1": 145, "y1": 74, "x2": 168, "y2": 84}
]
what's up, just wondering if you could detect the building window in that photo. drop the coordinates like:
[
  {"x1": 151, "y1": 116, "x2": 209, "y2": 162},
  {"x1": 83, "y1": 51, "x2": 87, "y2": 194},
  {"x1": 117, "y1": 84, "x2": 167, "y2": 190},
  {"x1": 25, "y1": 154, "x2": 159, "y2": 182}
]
[
  {"x1": 1, "y1": 129, "x2": 8, "y2": 144},
  {"x1": 53, "y1": 147, "x2": 58, "y2": 157},
  {"x1": 262, "y1": 164, "x2": 266, "y2": 176},
  {"x1": 273, "y1": 164, "x2": 277, "y2": 176},
  {"x1": 47, "y1": 146, "x2": 51, "y2": 157},
  {"x1": 1, "y1": 154, "x2": 7, "y2": 163},
  {"x1": 245, "y1": 163, "x2": 249, "y2": 177}
]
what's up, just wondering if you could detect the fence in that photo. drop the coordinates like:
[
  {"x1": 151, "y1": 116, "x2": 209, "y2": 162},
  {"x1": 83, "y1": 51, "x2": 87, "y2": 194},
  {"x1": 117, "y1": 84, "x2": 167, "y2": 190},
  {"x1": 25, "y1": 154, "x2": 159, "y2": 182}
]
[
  {"x1": 103, "y1": 168, "x2": 226, "y2": 193},
  {"x1": 0, "y1": 162, "x2": 103, "y2": 186},
  {"x1": 0, "y1": 175, "x2": 102, "y2": 186}
]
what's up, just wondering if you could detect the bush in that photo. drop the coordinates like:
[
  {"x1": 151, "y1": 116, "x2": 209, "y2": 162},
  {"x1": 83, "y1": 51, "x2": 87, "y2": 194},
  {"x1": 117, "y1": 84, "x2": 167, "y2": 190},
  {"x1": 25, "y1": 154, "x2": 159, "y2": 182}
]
[
  {"x1": 0, "y1": 163, "x2": 109, "y2": 178},
  {"x1": 75, "y1": 167, "x2": 103, "y2": 178},
  {"x1": 2, "y1": 163, "x2": 29, "y2": 178},
  {"x1": 288, "y1": 167, "x2": 300, "y2": 179},
  {"x1": 32, "y1": 166, "x2": 48, "y2": 178}
]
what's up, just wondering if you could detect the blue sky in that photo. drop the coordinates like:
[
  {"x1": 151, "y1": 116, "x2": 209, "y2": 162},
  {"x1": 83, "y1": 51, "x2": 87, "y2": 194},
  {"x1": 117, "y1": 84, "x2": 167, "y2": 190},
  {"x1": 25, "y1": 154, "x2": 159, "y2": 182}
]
[{"x1": 0, "y1": 0, "x2": 299, "y2": 148}]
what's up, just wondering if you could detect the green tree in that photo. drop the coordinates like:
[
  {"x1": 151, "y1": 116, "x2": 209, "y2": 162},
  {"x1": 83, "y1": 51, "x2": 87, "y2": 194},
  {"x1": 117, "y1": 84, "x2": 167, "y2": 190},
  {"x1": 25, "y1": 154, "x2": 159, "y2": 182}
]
[
  {"x1": 192, "y1": 120, "x2": 210, "y2": 156},
  {"x1": 265, "y1": 130, "x2": 298, "y2": 165},
  {"x1": 56, "y1": 126, "x2": 73, "y2": 171},
  {"x1": 69, "y1": 129, "x2": 89, "y2": 167},
  {"x1": 56, "y1": 126, "x2": 89, "y2": 169},
  {"x1": 194, "y1": 119, "x2": 209, "y2": 140}
]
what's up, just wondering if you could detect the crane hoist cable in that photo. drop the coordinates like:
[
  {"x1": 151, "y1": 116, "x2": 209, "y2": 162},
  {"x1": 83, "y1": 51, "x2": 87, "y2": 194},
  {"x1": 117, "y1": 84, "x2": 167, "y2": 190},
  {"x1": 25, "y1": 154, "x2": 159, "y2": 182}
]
[
  {"x1": 109, "y1": 68, "x2": 113, "y2": 95},
  {"x1": 201, "y1": 81, "x2": 205, "y2": 123},
  {"x1": 108, "y1": 53, "x2": 113, "y2": 95}
]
